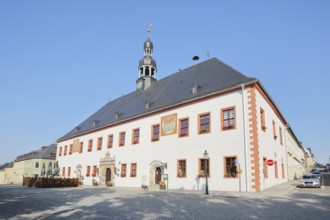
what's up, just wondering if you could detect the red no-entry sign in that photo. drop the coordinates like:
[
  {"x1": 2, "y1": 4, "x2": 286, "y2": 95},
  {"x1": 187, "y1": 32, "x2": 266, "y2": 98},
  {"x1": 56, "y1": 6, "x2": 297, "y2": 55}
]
[{"x1": 267, "y1": 159, "x2": 274, "y2": 166}]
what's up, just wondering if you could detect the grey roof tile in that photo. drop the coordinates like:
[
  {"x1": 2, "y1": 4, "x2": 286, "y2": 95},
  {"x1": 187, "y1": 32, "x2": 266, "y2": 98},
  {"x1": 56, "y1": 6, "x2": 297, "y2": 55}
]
[{"x1": 58, "y1": 58, "x2": 256, "y2": 141}]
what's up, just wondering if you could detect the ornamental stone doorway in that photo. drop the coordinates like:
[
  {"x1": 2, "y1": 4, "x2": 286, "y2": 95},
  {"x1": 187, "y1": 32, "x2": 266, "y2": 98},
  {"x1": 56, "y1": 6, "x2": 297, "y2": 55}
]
[
  {"x1": 100, "y1": 152, "x2": 115, "y2": 187},
  {"x1": 149, "y1": 160, "x2": 166, "y2": 188}
]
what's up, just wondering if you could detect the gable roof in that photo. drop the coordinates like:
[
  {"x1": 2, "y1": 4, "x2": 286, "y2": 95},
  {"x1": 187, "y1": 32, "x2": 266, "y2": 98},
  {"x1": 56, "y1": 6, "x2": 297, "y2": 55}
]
[{"x1": 58, "y1": 57, "x2": 256, "y2": 141}]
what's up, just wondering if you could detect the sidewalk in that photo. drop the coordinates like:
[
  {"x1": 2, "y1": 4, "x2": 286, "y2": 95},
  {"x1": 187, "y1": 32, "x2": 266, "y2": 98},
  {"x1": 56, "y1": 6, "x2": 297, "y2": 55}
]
[{"x1": 262, "y1": 180, "x2": 298, "y2": 196}]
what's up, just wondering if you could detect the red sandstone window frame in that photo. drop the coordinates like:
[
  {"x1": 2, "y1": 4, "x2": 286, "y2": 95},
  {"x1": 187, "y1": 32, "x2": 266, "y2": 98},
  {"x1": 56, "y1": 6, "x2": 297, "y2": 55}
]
[
  {"x1": 275, "y1": 161, "x2": 278, "y2": 179},
  {"x1": 132, "y1": 128, "x2": 140, "y2": 144},
  {"x1": 121, "y1": 163, "x2": 127, "y2": 177},
  {"x1": 130, "y1": 163, "x2": 137, "y2": 177},
  {"x1": 62, "y1": 167, "x2": 65, "y2": 177},
  {"x1": 79, "y1": 142, "x2": 83, "y2": 153},
  {"x1": 86, "y1": 166, "x2": 91, "y2": 177},
  {"x1": 263, "y1": 157, "x2": 268, "y2": 178},
  {"x1": 224, "y1": 156, "x2": 238, "y2": 178},
  {"x1": 151, "y1": 124, "x2": 160, "y2": 142},
  {"x1": 272, "y1": 120, "x2": 277, "y2": 140},
  {"x1": 279, "y1": 127, "x2": 283, "y2": 145},
  {"x1": 281, "y1": 163, "x2": 285, "y2": 179},
  {"x1": 92, "y1": 165, "x2": 97, "y2": 177},
  {"x1": 97, "y1": 137, "x2": 103, "y2": 151},
  {"x1": 88, "y1": 139, "x2": 93, "y2": 152},
  {"x1": 69, "y1": 144, "x2": 73, "y2": 155},
  {"x1": 64, "y1": 145, "x2": 67, "y2": 156},
  {"x1": 119, "y1": 132, "x2": 126, "y2": 146},
  {"x1": 198, "y1": 112, "x2": 211, "y2": 134},
  {"x1": 68, "y1": 167, "x2": 71, "y2": 177},
  {"x1": 221, "y1": 106, "x2": 236, "y2": 130},
  {"x1": 58, "y1": 146, "x2": 62, "y2": 156},
  {"x1": 198, "y1": 158, "x2": 210, "y2": 178},
  {"x1": 107, "y1": 134, "x2": 113, "y2": 148},
  {"x1": 178, "y1": 118, "x2": 189, "y2": 138},
  {"x1": 260, "y1": 108, "x2": 266, "y2": 131},
  {"x1": 177, "y1": 159, "x2": 187, "y2": 178}
]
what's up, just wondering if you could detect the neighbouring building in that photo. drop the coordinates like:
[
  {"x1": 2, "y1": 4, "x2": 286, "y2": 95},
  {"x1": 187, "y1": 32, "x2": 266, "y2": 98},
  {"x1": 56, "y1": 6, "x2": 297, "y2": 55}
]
[
  {"x1": 0, "y1": 144, "x2": 57, "y2": 185},
  {"x1": 56, "y1": 31, "x2": 305, "y2": 192},
  {"x1": 285, "y1": 127, "x2": 305, "y2": 180},
  {"x1": 304, "y1": 147, "x2": 316, "y2": 168},
  {"x1": 0, "y1": 163, "x2": 11, "y2": 184}
]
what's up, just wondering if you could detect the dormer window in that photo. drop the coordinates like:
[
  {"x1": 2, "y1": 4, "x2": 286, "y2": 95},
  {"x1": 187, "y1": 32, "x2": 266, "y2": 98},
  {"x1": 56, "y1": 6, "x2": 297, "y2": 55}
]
[
  {"x1": 115, "y1": 112, "x2": 122, "y2": 119},
  {"x1": 93, "y1": 120, "x2": 100, "y2": 127},
  {"x1": 145, "y1": 101, "x2": 153, "y2": 109},
  {"x1": 192, "y1": 84, "x2": 201, "y2": 94},
  {"x1": 75, "y1": 126, "x2": 81, "y2": 132}
]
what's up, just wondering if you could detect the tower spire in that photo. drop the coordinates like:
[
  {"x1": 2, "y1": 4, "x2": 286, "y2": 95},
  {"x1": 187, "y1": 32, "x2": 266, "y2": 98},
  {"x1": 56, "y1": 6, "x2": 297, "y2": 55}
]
[
  {"x1": 147, "y1": 23, "x2": 152, "y2": 38},
  {"x1": 136, "y1": 23, "x2": 157, "y2": 91}
]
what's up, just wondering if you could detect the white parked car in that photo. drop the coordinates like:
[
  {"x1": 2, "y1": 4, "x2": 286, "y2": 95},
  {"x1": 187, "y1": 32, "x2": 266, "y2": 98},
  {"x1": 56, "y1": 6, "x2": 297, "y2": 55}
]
[{"x1": 297, "y1": 174, "x2": 321, "y2": 188}]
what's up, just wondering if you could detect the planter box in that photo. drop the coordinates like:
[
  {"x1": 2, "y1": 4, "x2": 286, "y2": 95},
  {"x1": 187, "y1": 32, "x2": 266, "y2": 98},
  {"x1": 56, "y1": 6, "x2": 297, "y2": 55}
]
[{"x1": 159, "y1": 182, "x2": 166, "y2": 189}]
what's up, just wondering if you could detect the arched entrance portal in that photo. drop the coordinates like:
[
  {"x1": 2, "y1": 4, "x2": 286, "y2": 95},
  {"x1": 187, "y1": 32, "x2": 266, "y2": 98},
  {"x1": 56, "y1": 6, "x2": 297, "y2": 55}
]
[
  {"x1": 155, "y1": 167, "x2": 161, "y2": 184},
  {"x1": 149, "y1": 160, "x2": 166, "y2": 188},
  {"x1": 99, "y1": 152, "x2": 115, "y2": 187}
]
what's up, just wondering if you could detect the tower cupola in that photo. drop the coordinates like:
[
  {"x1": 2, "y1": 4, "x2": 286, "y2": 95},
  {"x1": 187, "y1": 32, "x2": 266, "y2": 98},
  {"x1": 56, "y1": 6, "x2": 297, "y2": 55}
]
[{"x1": 137, "y1": 24, "x2": 157, "y2": 91}]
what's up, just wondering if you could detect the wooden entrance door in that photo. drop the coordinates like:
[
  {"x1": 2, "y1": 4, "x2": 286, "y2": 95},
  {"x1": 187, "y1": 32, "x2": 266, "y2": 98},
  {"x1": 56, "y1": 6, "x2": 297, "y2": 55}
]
[
  {"x1": 155, "y1": 167, "x2": 161, "y2": 184},
  {"x1": 106, "y1": 168, "x2": 111, "y2": 182}
]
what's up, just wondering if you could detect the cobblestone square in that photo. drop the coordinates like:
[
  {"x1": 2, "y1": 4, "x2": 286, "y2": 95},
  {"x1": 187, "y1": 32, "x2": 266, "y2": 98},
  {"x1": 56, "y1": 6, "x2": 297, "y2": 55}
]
[{"x1": 1, "y1": 183, "x2": 330, "y2": 220}]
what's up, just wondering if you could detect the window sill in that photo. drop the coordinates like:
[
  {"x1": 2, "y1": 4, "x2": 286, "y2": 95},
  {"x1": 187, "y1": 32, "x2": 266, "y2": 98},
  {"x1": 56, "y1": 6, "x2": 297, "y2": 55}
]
[
  {"x1": 179, "y1": 133, "x2": 188, "y2": 137},
  {"x1": 224, "y1": 176, "x2": 238, "y2": 179},
  {"x1": 222, "y1": 126, "x2": 235, "y2": 131}
]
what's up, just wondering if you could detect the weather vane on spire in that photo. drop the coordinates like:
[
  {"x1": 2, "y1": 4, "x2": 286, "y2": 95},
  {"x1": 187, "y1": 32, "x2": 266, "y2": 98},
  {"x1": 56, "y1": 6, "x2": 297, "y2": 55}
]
[{"x1": 147, "y1": 23, "x2": 152, "y2": 38}]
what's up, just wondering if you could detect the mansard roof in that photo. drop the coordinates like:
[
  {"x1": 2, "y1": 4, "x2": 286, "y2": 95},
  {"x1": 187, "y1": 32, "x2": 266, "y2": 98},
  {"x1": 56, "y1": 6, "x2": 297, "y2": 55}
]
[{"x1": 58, "y1": 57, "x2": 256, "y2": 141}]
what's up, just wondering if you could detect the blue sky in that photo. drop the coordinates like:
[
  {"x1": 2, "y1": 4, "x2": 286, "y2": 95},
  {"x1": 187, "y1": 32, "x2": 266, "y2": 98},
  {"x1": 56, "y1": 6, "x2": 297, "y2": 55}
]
[{"x1": 0, "y1": 1, "x2": 329, "y2": 165}]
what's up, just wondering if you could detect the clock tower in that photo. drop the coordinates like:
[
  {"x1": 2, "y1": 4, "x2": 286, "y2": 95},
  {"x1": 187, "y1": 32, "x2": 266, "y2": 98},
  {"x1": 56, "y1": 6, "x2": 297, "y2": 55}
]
[{"x1": 136, "y1": 24, "x2": 157, "y2": 91}]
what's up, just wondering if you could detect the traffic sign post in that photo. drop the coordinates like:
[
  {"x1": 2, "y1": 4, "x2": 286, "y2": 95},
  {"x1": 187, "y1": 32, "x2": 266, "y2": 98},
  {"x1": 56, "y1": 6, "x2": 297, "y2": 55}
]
[{"x1": 267, "y1": 159, "x2": 274, "y2": 166}]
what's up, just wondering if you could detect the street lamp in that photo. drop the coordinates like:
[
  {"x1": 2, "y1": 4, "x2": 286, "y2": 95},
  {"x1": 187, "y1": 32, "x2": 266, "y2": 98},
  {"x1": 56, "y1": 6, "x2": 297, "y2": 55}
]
[{"x1": 203, "y1": 150, "x2": 209, "y2": 195}]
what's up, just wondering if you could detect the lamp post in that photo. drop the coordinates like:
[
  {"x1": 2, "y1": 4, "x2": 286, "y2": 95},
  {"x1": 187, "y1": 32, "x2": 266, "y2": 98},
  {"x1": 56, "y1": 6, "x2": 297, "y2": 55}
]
[{"x1": 203, "y1": 150, "x2": 209, "y2": 195}]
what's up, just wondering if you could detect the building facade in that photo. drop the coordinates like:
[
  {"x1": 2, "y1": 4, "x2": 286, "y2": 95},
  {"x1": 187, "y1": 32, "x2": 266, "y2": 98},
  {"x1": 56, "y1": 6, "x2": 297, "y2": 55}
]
[
  {"x1": 0, "y1": 144, "x2": 57, "y2": 185},
  {"x1": 57, "y1": 35, "x2": 303, "y2": 192},
  {"x1": 285, "y1": 128, "x2": 306, "y2": 180}
]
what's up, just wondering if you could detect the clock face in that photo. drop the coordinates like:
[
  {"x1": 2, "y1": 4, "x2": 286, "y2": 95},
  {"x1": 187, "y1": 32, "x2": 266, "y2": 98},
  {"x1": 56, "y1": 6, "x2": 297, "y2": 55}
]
[{"x1": 137, "y1": 81, "x2": 143, "y2": 89}]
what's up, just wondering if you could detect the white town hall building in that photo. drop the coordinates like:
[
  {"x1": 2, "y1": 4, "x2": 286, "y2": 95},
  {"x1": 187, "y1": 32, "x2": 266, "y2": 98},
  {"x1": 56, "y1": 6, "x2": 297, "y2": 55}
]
[{"x1": 56, "y1": 33, "x2": 302, "y2": 192}]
